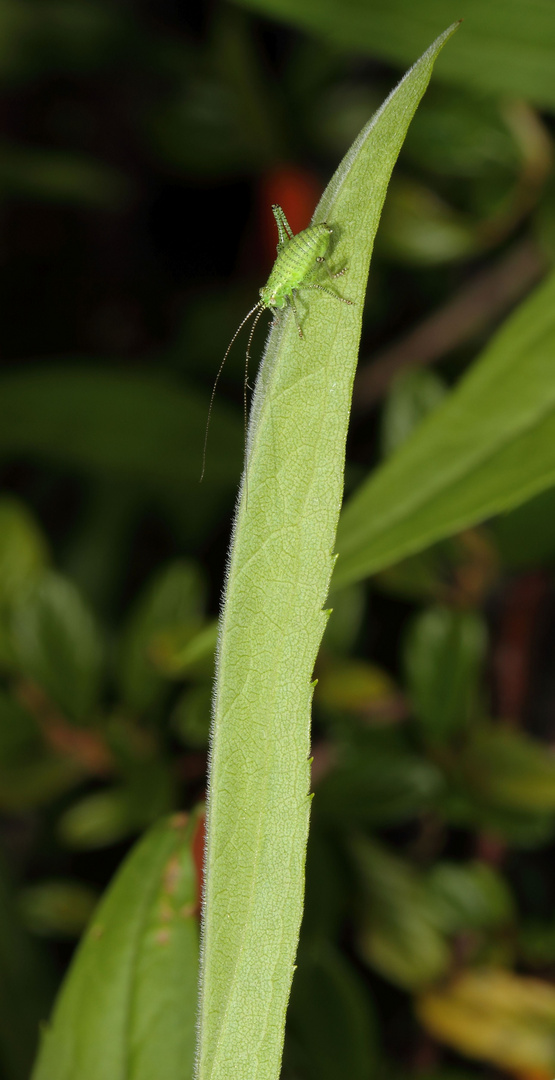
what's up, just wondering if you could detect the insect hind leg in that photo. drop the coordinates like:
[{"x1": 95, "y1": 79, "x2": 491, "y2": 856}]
[
  {"x1": 299, "y1": 282, "x2": 354, "y2": 305},
  {"x1": 272, "y1": 204, "x2": 294, "y2": 246}
]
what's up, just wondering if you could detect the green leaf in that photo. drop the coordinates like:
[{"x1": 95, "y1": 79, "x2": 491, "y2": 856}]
[
  {"x1": 118, "y1": 560, "x2": 206, "y2": 713},
  {"x1": 426, "y1": 861, "x2": 514, "y2": 933},
  {"x1": 196, "y1": 26, "x2": 458, "y2": 1080},
  {"x1": 373, "y1": 525, "x2": 500, "y2": 604},
  {"x1": 0, "y1": 497, "x2": 49, "y2": 667},
  {"x1": 285, "y1": 945, "x2": 379, "y2": 1080},
  {"x1": 315, "y1": 733, "x2": 442, "y2": 825},
  {"x1": 354, "y1": 837, "x2": 450, "y2": 990},
  {"x1": 320, "y1": 582, "x2": 365, "y2": 655},
  {"x1": 0, "y1": 142, "x2": 129, "y2": 207},
  {"x1": 0, "y1": 756, "x2": 85, "y2": 813},
  {"x1": 11, "y1": 570, "x2": 103, "y2": 723},
  {"x1": 404, "y1": 606, "x2": 487, "y2": 743},
  {"x1": 0, "y1": 366, "x2": 242, "y2": 538},
  {"x1": 458, "y1": 726, "x2": 555, "y2": 811},
  {"x1": 32, "y1": 811, "x2": 201, "y2": 1080},
  {"x1": 439, "y1": 725, "x2": 555, "y2": 846},
  {"x1": 316, "y1": 656, "x2": 398, "y2": 716},
  {"x1": 519, "y1": 920, "x2": 555, "y2": 966},
  {"x1": 418, "y1": 969, "x2": 555, "y2": 1072},
  {"x1": 335, "y1": 270, "x2": 555, "y2": 587},
  {"x1": 0, "y1": 688, "x2": 40, "y2": 764},
  {"x1": 442, "y1": 794, "x2": 555, "y2": 850},
  {"x1": 172, "y1": 685, "x2": 212, "y2": 748},
  {"x1": 0, "y1": 859, "x2": 55, "y2": 1080},
  {"x1": 234, "y1": 0, "x2": 555, "y2": 109},
  {"x1": 20, "y1": 881, "x2": 98, "y2": 939},
  {"x1": 396, "y1": 1072, "x2": 479, "y2": 1080},
  {"x1": 0, "y1": 0, "x2": 129, "y2": 82},
  {"x1": 151, "y1": 620, "x2": 218, "y2": 679},
  {"x1": 492, "y1": 485, "x2": 555, "y2": 568},
  {"x1": 403, "y1": 86, "x2": 523, "y2": 178},
  {"x1": 380, "y1": 369, "x2": 447, "y2": 458},
  {"x1": 300, "y1": 826, "x2": 349, "y2": 944},
  {"x1": 374, "y1": 543, "x2": 453, "y2": 603},
  {"x1": 0, "y1": 364, "x2": 239, "y2": 483},
  {"x1": 0, "y1": 497, "x2": 48, "y2": 606},
  {"x1": 57, "y1": 790, "x2": 136, "y2": 850},
  {"x1": 0, "y1": 692, "x2": 84, "y2": 811},
  {"x1": 377, "y1": 176, "x2": 478, "y2": 265}
]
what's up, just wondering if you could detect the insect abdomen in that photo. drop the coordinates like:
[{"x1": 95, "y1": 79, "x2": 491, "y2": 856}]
[{"x1": 262, "y1": 222, "x2": 331, "y2": 308}]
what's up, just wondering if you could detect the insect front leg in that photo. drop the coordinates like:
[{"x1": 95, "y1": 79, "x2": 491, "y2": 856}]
[{"x1": 289, "y1": 292, "x2": 304, "y2": 338}]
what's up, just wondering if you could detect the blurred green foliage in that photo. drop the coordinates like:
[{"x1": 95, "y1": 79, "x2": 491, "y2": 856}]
[{"x1": 0, "y1": 0, "x2": 555, "y2": 1078}]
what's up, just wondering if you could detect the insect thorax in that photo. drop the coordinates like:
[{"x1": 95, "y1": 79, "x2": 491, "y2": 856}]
[{"x1": 260, "y1": 222, "x2": 332, "y2": 309}]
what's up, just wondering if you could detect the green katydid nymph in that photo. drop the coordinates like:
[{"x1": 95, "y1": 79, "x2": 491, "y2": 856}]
[{"x1": 200, "y1": 203, "x2": 353, "y2": 480}]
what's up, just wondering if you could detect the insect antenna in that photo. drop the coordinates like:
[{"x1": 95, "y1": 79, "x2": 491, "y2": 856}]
[
  {"x1": 240, "y1": 304, "x2": 267, "y2": 508},
  {"x1": 243, "y1": 305, "x2": 266, "y2": 458},
  {"x1": 200, "y1": 301, "x2": 263, "y2": 482}
]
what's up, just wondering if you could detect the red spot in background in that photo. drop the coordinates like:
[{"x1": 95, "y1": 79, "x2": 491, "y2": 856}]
[{"x1": 258, "y1": 166, "x2": 322, "y2": 265}]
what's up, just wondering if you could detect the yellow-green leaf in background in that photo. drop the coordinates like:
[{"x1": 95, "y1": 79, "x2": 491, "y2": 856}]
[
  {"x1": 418, "y1": 968, "x2": 555, "y2": 1072},
  {"x1": 458, "y1": 726, "x2": 555, "y2": 811}
]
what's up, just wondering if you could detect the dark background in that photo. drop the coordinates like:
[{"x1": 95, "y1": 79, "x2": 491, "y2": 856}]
[{"x1": 2, "y1": 2, "x2": 555, "y2": 1078}]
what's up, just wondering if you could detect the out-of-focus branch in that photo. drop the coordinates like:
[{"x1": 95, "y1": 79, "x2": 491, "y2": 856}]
[{"x1": 353, "y1": 237, "x2": 548, "y2": 412}]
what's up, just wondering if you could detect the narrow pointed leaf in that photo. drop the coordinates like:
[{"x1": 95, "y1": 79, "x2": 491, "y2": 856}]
[{"x1": 196, "y1": 26, "x2": 457, "y2": 1080}]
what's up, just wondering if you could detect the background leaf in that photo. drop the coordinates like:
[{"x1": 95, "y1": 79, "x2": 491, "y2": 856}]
[
  {"x1": 32, "y1": 811, "x2": 201, "y2": 1080},
  {"x1": 380, "y1": 369, "x2": 447, "y2": 458},
  {"x1": 354, "y1": 838, "x2": 450, "y2": 989},
  {"x1": 418, "y1": 969, "x2": 555, "y2": 1071},
  {"x1": 118, "y1": 560, "x2": 206, "y2": 713},
  {"x1": 11, "y1": 571, "x2": 103, "y2": 723},
  {"x1": 234, "y1": 0, "x2": 555, "y2": 108},
  {"x1": 285, "y1": 944, "x2": 379, "y2": 1080},
  {"x1": 0, "y1": 367, "x2": 243, "y2": 540},
  {"x1": 335, "y1": 270, "x2": 555, "y2": 586},
  {"x1": 404, "y1": 606, "x2": 487, "y2": 743},
  {"x1": 315, "y1": 731, "x2": 443, "y2": 825},
  {"x1": 0, "y1": 861, "x2": 55, "y2": 1080}
]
